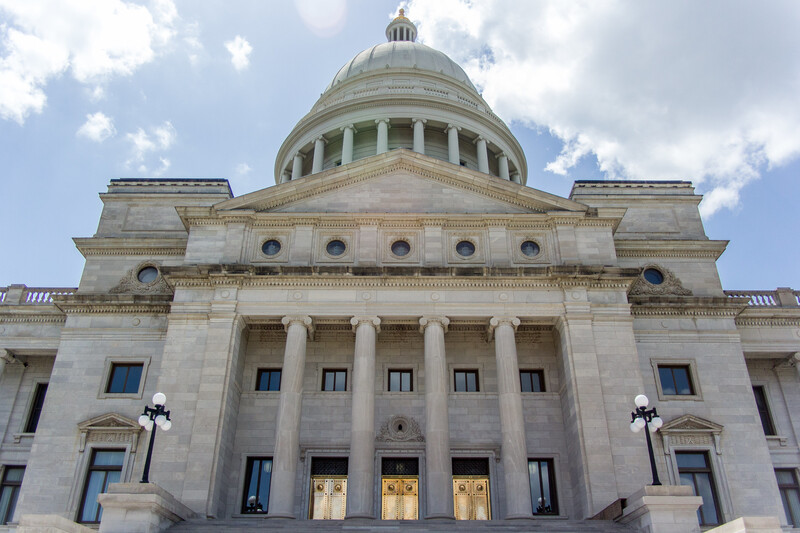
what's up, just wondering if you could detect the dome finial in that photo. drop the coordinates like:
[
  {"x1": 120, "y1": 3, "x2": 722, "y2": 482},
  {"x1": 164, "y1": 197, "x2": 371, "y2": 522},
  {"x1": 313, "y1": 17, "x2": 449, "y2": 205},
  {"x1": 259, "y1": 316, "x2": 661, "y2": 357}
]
[{"x1": 386, "y1": 8, "x2": 417, "y2": 42}]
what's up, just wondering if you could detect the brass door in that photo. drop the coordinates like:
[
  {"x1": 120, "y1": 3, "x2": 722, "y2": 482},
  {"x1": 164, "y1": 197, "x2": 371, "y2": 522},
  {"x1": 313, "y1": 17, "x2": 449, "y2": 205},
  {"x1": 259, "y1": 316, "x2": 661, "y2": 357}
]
[
  {"x1": 381, "y1": 477, "x2": 418, "y2": 520},
  {"x1": 453, "y1": 477, "x2": 490, "y2": 520},
  {"x1": 310, "y1": 477, "x2": 347, "y2": 519}
]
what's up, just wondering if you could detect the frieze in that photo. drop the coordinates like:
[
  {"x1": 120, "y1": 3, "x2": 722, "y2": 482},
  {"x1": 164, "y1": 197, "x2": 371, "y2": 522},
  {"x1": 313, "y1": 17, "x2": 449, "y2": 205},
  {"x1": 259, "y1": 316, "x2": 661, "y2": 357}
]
[{"x1": 376, "y1": 415, "x2": 424, "y2": 442}]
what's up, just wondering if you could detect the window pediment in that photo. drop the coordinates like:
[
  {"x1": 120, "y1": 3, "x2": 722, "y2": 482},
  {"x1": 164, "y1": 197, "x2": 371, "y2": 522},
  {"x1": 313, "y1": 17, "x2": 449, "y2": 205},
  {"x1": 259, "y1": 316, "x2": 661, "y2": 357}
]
[{"x1": 77, "y1": 412, "x2": 142, "y2": 452}]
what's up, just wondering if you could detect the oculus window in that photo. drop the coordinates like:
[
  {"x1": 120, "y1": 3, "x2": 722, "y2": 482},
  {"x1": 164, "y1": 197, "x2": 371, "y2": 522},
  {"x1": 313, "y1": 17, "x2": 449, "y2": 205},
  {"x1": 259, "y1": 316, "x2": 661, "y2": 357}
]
[
  {"x1": 78, "y1": 449, "x2": 124, "y2": 523},
  {"x1": 242, "y1": 458, "x2": 272, "y2": 514},
  {"x1": 520, "y1": 240, "x2": 540, "y2": 257},
  {"x1": 388, "y1": 370, "x2": 412, "y2": 392},
  {"x1": 256, "y1": 369, "x2": 281, "y2": 392},
  {"x1": 643, "y1": 268, "x2": 664, "y2": 285},
  {"x1": 391, "y1": 240, "x2": 411, "y2": 257},
  {"x1": 658, "y1": 365, "x2": 694, "y2": 396},
  {"x1": 454, "y1": 370, "x2": 479, "y2": 392},
  {"x1": 529, "y1": 459, "x2": 558, "y2": 515},
  {"x1": 24, "y1": 383, "x2": 48, "y2": 433},
  {"x1": 677, "y1": 452, "x2": 720, "y2": 526},
  {"x1": 520, "y1": 370, "x2": 545, "y2": 392},
  {"x1": 322, "y1": 369, "x2": 347, "y2": 391},
  {"x1": 106, "y1": 363, "x2": 143, "y2": 394},
  {"x1": 455, "y1": 240, "x2": 475, "y2": 257},
  {"x1": 261, "y1": 240, "x2": 282, "y2": 256},
  {"x1": 0, "y1": 466, "x2": 24, "y2": 525},
  {"x1": 326, "y1": 240, "x2": 346, "y2": 257},
  {"x1": 136, "y1": 266, "x2": 158, "y2": 284}
]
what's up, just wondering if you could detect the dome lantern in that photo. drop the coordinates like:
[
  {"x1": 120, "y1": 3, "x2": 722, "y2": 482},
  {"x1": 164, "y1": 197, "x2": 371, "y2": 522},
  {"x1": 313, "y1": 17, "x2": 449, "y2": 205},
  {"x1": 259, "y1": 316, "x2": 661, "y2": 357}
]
[{"x1": 386, "y1": 9, "x2": 417, "y2": 42}]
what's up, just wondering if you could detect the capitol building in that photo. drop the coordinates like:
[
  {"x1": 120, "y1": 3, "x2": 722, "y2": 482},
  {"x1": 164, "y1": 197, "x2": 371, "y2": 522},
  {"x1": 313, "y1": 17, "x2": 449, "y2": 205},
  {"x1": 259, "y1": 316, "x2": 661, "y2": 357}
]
[{"x1": 0, "y1": 11, "x2": 799, "y2": 533}]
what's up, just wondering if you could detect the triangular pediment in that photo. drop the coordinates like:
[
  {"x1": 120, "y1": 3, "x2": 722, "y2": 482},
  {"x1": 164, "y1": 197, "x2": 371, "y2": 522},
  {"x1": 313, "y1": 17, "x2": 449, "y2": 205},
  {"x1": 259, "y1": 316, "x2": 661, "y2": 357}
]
[
  {"x1": 660, "y1": 414, "x2": 723, "y2": 434},
  {"x1": 216, "y1": 150, "x2": 588, "y2": 215},
  {"x1": 78, "y1": 412, "x2": 141, "y2": 432}
]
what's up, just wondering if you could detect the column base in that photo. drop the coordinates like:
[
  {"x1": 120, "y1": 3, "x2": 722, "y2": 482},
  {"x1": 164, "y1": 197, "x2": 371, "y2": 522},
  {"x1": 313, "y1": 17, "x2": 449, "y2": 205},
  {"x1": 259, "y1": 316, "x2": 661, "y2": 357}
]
[
  {"x1": 424, "y1": 513, "x2": 455, "y2": 520},
  {"x1": 264, "y1": 513, "x2": 296, "y2": 519}
]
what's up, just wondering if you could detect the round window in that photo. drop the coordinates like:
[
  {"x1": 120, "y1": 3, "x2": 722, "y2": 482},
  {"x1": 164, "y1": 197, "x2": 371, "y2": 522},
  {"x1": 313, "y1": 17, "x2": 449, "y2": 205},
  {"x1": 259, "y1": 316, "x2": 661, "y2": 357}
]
[
  {"x1": 261, "y1": 239, "x2": 282, "y2": 256},
  {"x1": 137, "y1": 266, "x2": 159, "y2": 283},
  {"x1": 391, "y1": 240, "x2": 411, "y2": 257},
  {"x1": 326, "y1": 239, "x2": 346, "y2": 256},
  {"x1": 643, "y1": 268, "x2": 664, "y2": 285},
  {"x1": 456, "y1": 240, "x2": 475, "y2": 257},
  {"x1": 520, "y1": 240, "x2": 540, "y2": 257}
]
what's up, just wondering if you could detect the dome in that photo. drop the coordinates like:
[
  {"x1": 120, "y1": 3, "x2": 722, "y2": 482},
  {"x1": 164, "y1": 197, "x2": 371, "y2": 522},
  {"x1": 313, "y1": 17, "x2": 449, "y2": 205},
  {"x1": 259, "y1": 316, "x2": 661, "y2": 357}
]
[{"x1": 324, "y1": 41, "x2": 478, "y2": 94}]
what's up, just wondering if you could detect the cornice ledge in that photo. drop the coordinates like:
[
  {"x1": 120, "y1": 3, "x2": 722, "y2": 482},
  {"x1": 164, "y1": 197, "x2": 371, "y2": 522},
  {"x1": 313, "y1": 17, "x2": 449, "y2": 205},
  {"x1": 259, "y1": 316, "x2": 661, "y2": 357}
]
[
  {"x1": 73, "y1": 237, "x2": 188, "y2": 257},
  {"x1": 630, "y1": 295, "x2": 747, "y2": 318},
  {"x1": 615, "y1": 239, "x2": 729, "y2": 260},
  {"x1": 53, "y1": 294, "x2": 173, "y2": 315},
  {"x1": 0, "y1": 312, "x2": 66, "y2": 324}
]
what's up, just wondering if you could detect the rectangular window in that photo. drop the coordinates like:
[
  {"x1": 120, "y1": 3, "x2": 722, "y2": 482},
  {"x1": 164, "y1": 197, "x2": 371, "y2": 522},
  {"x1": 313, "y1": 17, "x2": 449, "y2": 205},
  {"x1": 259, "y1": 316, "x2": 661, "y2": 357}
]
[
  {"x1": 388, "y1": 370, "x2": 412, "y2": 392},
  {"x1": 777, "y1": 469, "x2": 800, "y2": 527},
  {"x1": 529, "y1": 459, "x2": 557, "y2": 515},
  {"x1": 25, "y1": 383, "x2": 48, "y2": 433},
  {"x1": 256, "y1": 369, "x2": 281, "y2": 392},
  {"x1": 0, "y1": 466, "x2": 24, "y2": 525},
  {"x1": 676, "y1": 452, "x2": 720, "y2": 526},
  {"x1": 454, "y1": 370, "x2": 479, "y2": 392},
  {"x1": 78, "y1": 449, "x2": 124, "y2": 523},
  {"x1": 520, "y1": 370, "x2": 545, "y2": 392},
  {"x1": 322, "y1": 370, "x2": 347, "y2": 391},
  {"x1": 658, "y1": 365, "x2": 695, "y2": 396},
  {"x1": 106, "y1": 363, "x2": 143, "y2": 394},
  {"x1": 241, "y1": 458, "x2": 272, "y2": 514},
  {"x1": 753, "y1": 386, "x2": 776, "y2": 436}
]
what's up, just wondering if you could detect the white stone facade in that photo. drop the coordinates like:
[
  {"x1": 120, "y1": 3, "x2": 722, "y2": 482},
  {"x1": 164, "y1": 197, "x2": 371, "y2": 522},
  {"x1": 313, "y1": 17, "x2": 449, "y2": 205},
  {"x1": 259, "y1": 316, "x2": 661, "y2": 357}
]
[{"x1": 1, "y1": 12, "x2": 799, "y2": 533}]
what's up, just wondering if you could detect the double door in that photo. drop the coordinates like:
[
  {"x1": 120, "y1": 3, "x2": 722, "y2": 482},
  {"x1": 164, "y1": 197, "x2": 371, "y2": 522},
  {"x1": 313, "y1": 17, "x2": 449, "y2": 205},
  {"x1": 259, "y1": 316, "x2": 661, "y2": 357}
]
[
  {"x1": 310, "y1": 476, "x2": 347, "y2": 519},
  {"x1": 381, "y1": 477, "x2": 418, "y2": 520},
  {"x1": 453, "y1": 476, "x2": 490, "y2": 520}
]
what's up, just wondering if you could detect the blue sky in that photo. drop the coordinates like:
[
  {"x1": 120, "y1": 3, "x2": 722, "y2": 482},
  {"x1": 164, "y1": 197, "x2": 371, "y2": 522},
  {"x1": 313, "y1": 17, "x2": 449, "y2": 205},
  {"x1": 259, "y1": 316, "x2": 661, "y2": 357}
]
[{"x1": 1, "y1": 0, "x2": 798, "y2": 291}]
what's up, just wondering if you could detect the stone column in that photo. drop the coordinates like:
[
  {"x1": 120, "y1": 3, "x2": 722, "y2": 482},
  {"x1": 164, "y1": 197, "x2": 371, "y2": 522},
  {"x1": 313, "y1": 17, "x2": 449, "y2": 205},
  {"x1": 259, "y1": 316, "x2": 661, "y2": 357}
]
[
  {"x1": 446, "y1": 124, "x2": 461, "y2": 165},
  {"x1": 497, "y1": 152, "x2": 510, "y2": 180},
  {"x1": 312, "y1": 136, "x2": 327, "y2": 174},
  {"x1": 412, "y1": 118, "x2": 426, "y2": 154},
  {"x1": 475, "y1": 136, "x2": 489, "y2": 174},
  {"x1": 341, "y1": 124, "x2": 355, "y2": 165},
  {"x1": 376, "y1": 119, "x2": 390, "y2": 154},
  {"x1": 268, "y1": 315, "x2": 313, "y2": 519},
  {"x1": 510, "y1": 171, "x2": 521, "y2": 184},
  {"x1": 346, "y1": 316, "x2": 381, "y2": 519},
  {"x1": 489, "y1": 316, "x2": 531, "y2": 519},
  {"x1": 280, "y1": 171, "x2": 291, "y2": 184},
  {"x1": 291, "y1": 153, "x2": 305, "y2": 181},
  {"x1": 419, "y1": 316, "x2": 455, "y2": 520}
]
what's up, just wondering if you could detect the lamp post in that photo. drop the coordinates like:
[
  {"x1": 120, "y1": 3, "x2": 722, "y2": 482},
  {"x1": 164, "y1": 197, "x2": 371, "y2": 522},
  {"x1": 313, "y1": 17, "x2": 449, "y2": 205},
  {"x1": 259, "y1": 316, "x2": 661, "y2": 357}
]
[
  {"x1": 629, "y1": 394, "x2": 664, "y2": 486},
  {"x1": 138, "y1": 392, "x2": 172, "y2": 484}
]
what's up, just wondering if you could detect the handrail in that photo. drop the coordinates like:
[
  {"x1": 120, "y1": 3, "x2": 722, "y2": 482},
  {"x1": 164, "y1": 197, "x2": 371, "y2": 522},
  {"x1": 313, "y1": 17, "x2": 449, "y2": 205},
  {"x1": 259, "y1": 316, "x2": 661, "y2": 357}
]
[
  {"x1": 0, "y1": 286, "x2": 77, "y2": 305},
  {"x1": 725, "y1": 289, "x2": 799, "y2": 307}
]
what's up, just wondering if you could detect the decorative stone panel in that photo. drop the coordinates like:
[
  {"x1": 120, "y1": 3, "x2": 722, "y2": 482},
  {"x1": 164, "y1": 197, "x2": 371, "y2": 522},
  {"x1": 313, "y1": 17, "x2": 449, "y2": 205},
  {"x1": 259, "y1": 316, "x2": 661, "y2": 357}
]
[
  {"x1": 109, "y1": 261, "x2": 172, "y2": 295},
  {"x1": 77, "y1": 412, "x2": 142, "y2": 453},
  {"x1": 376, "y1": 415, "x2": 424, "y2": 442}
]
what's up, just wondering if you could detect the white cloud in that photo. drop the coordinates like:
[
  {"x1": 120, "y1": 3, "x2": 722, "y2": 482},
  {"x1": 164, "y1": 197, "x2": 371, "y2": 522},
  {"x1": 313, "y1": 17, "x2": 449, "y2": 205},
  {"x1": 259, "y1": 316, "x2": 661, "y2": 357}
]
[
  {"x1": 406, "y1": 0, "x2": 800, "y2": 216},
  {"x1": 224, "y1": 35, "x2": 252, "y2": 71},
  {"x1": 125, "y1": 121, "x2": 176, "y2": 173},
  {"x1": 235, "y1": 163, "x2": 252, "y2": 176},
  {"x1": 76, "y1": 111, "x2": 116, "y2": 142},
  {"x1": 0, "y1": 0, "x2": 179, "y2": 124}
]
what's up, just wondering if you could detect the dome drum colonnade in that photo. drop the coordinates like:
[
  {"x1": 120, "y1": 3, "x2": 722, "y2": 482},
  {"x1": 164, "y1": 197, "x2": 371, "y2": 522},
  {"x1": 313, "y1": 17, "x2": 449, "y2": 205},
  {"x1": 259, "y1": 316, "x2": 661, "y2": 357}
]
[{"x1": 275, "y1": 11, "x2": 526, "y2": 186}]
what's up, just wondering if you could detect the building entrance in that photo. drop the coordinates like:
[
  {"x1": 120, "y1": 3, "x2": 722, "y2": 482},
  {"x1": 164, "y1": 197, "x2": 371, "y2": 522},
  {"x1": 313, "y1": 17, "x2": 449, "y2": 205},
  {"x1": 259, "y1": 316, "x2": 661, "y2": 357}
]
[
  {"x1": 452, "y1": 458, "x2": 491, "y2": 520},
  {"x1": 309, "y1": 457, "x2": 348, "y2": 519},
  {"x1": 381, "y1": 458, "x2": 419, "y2": 520}
]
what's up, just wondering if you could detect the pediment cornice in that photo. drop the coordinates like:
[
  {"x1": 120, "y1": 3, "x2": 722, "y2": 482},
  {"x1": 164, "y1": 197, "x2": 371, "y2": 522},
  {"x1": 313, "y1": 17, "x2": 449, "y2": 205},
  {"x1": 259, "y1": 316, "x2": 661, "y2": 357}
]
[{"x1": 615, "y1": 240, "x2": 728, "y2": 260}]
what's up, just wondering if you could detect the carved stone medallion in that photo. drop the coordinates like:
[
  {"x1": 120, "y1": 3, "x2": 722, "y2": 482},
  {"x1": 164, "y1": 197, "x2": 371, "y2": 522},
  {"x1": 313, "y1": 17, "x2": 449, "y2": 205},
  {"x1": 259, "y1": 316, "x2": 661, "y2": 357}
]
[{"x1": 376, "y1": 415, "x2": 424, "y2": 442}]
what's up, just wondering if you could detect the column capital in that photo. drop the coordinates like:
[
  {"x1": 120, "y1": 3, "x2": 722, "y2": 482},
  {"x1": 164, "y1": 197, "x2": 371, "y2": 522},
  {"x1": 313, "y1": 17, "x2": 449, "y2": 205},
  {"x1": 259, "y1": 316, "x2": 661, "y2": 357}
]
[
  {"x1": 375, "y1": 118, "x2": 391, "y2": 127},
  {"x1": 446, "y1": 123, "x2": 461, "y2": 132},
  {"x1": 351, "y1": 316, "x2": 381, "y2": 333},
  {"x1": 281, "y1": 315, "x2": 314, "y2": 338},
  {"x1": 419, "y1": 316, "x2": 450, "y2": 334},
  {"x1": 411, "y1": 117, "x2": 427, "y2": 126},
  {"x1": 488, "y1": 316, "x2": 520, "y2": 340},
  {"x1": 293, "y1": 152, "x2": 306, "y2": 160},
  {"x1": 495, "y1": 151, "x2": 507, "y2": 160},
  {"x1": 315, "y1": 135, "x2": 328, "y2": 145},
  {"x1": 340, "y1": 124, "x2": 357, "y2": 133},
  {"x1": 473, "y1": 135, "x2": 488, "y2": 144}
]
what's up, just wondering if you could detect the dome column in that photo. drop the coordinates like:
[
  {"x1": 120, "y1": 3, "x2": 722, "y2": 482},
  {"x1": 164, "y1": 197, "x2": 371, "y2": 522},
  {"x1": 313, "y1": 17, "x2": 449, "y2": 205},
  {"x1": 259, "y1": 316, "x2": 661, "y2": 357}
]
[
  {"x1": 412, "y1": 118, "x2": 426, "y2": 155},
  {"x1": 475, "y1": 136, "x2": 489, "y2": 174},
  {"x1": 376, "y1": 119, "x2": 390, "y2": 154},
  {"x1": 497, "y1": 152, "x2": 510, "y2": 180},
  {"x1": 280, "y1": 171, "x2": 290, "y2": 184},
  {"x1": 340, "y1": 124, "x2": 356, "y2": 164},
  {"x1": 446, "y1": 124, "x2": 461, "y2": 165},
  {"x1": 510, "y1": 171, "x2": 521, "y2": 184},
  {"x1": 312, "y1": 136, "x2": 327, "y2": 174},
  {"x1": 291, "y1": 152, "x2": 305, "y2": 181}
]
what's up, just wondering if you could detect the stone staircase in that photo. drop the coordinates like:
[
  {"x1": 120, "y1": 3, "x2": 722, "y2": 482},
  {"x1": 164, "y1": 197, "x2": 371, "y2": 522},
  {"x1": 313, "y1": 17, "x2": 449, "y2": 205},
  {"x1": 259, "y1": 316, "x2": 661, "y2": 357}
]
[{"x1": 169, "y1": 518, "x2": 635, "y2": 532}]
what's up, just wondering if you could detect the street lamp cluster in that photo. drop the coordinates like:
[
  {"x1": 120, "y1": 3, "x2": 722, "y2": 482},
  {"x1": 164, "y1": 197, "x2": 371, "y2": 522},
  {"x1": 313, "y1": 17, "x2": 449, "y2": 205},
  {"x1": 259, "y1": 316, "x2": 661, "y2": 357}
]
[
  {"x1": 630, "y1": 394, "x2": 664, "y2": 485},
  {"x1": 138, "y1": 392, "x2": 172, "y2": 484}
]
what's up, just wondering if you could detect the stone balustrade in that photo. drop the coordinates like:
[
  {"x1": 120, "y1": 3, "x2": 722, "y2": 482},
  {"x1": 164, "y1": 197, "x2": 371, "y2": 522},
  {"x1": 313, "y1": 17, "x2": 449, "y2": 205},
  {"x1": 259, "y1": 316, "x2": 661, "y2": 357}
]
[
  {"x1": 725, "y1": 288, "x2": 799, "y2": 307},
  {"x1": 0, "y1": 285, "x2": 77, "y2": 305}
]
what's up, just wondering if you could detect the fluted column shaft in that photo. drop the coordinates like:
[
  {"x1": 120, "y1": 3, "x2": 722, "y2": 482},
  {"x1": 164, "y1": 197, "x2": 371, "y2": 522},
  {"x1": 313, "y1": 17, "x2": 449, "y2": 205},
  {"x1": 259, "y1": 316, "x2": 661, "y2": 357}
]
[
  {"x1": 412, "y1": 118, "x2": 426, "y2": 154},
  {"x1": 291, "y1": 153, "x2": 305, "y2": 181},
  {"x1": 341, "y1": 124, "x2": 355, "y2": 164},
  {"x1": 346, "y1": 316, "x2": 381, "y2": 519},
  {"x1": 376, "y1": 119, "x2": 390, "y2": 154},
  {"x1": 476, "y1": 136, "x2": 489, "y2": 173},
  {"x1": 420, "y1": 316, "x2": 454, "y2": 519},
  {"x1": 490, "y1": 316, "x2": 531, "y2": 519},
  {"x1": 268, "y1": 315, "x2": 313, "y2": 518},
  {"x1": 497, "y1": 153, "x2": 510, "y2": 180},
  {"x1": 447, "y1": 124, "x2": 461, "y2": 165},
  {"x1": 312, "y1": 136, "x2": 326, "y2": 174}
]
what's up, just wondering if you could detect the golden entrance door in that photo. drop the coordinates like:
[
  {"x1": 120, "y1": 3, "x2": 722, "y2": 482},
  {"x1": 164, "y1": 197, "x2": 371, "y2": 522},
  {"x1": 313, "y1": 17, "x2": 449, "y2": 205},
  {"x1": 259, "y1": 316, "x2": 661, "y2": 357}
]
[
  {"x1": 453, "y1": 477, "x2": 490, "y2": 520},
  {"x1": 381, "y1": 478, "x2": 418, "y2": 520},
  {"x1": 310, "y1": 477, "x2": 347, "y2": 519}
]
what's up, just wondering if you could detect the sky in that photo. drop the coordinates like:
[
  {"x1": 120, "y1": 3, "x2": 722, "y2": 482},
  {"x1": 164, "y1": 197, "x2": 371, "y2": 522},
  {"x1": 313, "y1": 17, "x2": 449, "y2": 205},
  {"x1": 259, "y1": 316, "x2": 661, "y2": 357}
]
[{"x1": 1, "y1": 0, "x2": 799, "y2": 291}]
